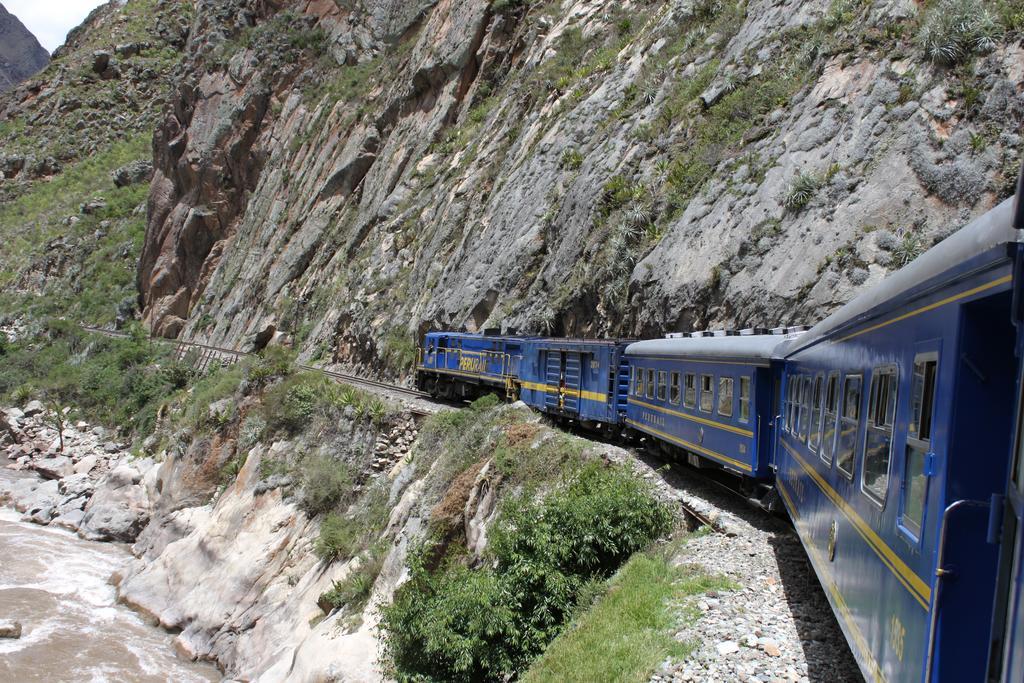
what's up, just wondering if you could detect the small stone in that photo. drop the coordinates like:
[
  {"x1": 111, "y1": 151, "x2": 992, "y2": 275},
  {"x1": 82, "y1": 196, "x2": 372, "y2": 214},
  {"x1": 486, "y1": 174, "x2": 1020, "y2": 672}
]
[
  {"x1": 0, "y1": 620, "x2": 22, "y2": 638},
  {"x1": 717, "y1": 641, "x2": 740, "y2": 656},
  {"x1": 764, "y1": 643, "x2": 781, "y2": 657}
]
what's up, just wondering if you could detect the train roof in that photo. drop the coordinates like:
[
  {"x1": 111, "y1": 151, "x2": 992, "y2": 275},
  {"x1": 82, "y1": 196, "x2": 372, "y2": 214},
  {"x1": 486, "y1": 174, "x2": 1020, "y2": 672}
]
[
  {"x1": 624, "y1": 334, "x2": 795, "y2": 365},
  {"x1": 784, "y1": 197, "x2": 1021, "y2": 355}
]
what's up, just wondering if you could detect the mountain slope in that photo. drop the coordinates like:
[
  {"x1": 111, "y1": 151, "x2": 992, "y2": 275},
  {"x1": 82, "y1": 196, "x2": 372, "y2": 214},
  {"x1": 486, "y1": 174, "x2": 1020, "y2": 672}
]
[
  {"x1": 0, "y1": 3, "x2": 48, "y2": 93},
  {"x1": 0, "y1": 0, "x2": 191, "y2": 327}
]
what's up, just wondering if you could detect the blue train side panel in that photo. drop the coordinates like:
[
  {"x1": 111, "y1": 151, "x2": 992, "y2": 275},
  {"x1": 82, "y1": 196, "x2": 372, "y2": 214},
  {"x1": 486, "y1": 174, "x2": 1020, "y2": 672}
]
[
  {"x1": 623, "y1": 335, "x2": 785, "y2": 480},
  {"x1": 774, "y1": 197, "x2": 1021, "y2": 683},
  {"x1": 518, "y1": 339, "x2": 631, "y2": 426}
]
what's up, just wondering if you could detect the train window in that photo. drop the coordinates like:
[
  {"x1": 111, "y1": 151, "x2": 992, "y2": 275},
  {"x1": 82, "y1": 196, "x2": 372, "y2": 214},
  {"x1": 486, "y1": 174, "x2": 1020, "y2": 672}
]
[
  {"x1": 836, "y1": 374, "x2": 862, "y2": 479},
  {"x1": 646, "y1": 369, "x2": 655, "y2": 399},
  {"x1": 739, "y1": 376, "x2": 751, "y2": 423},
  {"x1": 902, "y1": 354, "x2": 938, "y2": 538},
  {"x1": 809, "y1": 375, "x2": 824, "y2": 452},
  {"x1": 799, "y1": 376, "x2": 812, "y2": 441},
  {"x1": 684, "y1": 374, "x2": 696, "y2": 409},
  {"x1": 636, "y1": 367, "x2": 645, "y2": 397},
  {"x1": 821, "y1": 372, "x2": 839, "y2": 465},
  {"x1": 700, "y1": 375, "x2": 714, "y2": 413},
  {"x1": 785, "y1": 379, "x2": 795, "y2": 432},
  {"x1": 718, "y1": 377, "x2": 734, "y2": 417},
  {"x1": 657, "y1": 371, "x2": 668, "y2": 401},
  {"x1": 670, "y1": 372, "x2": 681, "y2": 405},
  {"x1": 862, "y1": 367, "x2": 898, "y2": 506}
]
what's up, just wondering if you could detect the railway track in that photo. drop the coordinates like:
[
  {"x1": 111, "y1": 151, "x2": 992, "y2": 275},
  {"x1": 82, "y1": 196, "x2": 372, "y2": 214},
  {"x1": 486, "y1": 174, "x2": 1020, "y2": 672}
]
[{"x1": 79, "y1": 325, "x2": 435, "y2": 413}]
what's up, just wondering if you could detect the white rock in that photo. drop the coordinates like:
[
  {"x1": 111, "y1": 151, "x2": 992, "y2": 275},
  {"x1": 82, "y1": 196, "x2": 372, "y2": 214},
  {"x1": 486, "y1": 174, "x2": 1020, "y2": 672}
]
[
  {"x1": 74, "y1": 455, "x2": 99, "y2": 474},
  {"x1": 717, "y1": 641, "x2": 740, "y2": 656}
]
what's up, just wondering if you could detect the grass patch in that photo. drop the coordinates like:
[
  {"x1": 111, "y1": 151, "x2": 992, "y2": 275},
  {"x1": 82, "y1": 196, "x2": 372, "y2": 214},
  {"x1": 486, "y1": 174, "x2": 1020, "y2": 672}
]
[
  {"x1": 523, "y1": 554, "x2": 691, "y2": 683},
  {"x1": 0, "y1": 135, "x2": 150, "y2": 277}
]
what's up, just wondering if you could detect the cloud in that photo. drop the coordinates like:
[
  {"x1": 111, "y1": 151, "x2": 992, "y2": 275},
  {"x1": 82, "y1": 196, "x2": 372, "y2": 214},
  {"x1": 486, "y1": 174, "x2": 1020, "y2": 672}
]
[{"x1": 5, "y1": 0, "x2": 109, "y2": 53}]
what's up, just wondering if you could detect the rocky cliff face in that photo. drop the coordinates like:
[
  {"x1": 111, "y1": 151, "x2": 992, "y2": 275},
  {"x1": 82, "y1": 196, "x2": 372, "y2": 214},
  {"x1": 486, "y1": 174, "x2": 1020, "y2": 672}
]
[
  {"x1": 137, "y1": 0, "x2": 1023, "y2": 377},
  {"x1": 0, "y1": 3, "x2": 48, "y2": 93}
]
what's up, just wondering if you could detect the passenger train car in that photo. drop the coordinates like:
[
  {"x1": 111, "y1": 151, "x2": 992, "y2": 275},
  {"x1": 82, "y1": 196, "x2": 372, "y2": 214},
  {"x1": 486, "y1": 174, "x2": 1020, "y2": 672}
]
[
  {"x1": 413, "y1": 185, "x2": 1024, "y2": 682},
  {"x1": 622, "y1": 332, "x2": 788, "y2": 486},
  {"x1": 773, "y1": 196, "x2": 1024, "y2": 682}
]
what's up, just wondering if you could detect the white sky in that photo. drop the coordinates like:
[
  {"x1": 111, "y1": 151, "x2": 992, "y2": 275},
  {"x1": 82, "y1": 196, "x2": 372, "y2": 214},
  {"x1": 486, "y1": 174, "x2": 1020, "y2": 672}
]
[{"x1": 5, "y1": 0, "x2": 108, "y2": 53}]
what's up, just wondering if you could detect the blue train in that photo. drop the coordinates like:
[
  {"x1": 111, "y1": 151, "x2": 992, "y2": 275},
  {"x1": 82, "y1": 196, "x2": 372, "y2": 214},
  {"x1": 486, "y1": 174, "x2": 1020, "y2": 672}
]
[{"x1": 414, "y1": 189, "x2": 1024, "y2": 682}]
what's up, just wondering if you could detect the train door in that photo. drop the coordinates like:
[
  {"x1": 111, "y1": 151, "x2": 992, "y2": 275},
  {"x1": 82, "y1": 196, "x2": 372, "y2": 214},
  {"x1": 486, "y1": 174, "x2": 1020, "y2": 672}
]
[
  {"x1": 932, "y1": 292, "x2": 1018, "y2": 681},
  {"x1": 615, "y1": 347, "x2": 632, "y2": 420},
  {"x1": 544, "y1": 351, "x2": 562, "y2": 411},
  {"x1": 769, "y1": 362, "x2": 785, "y2": 471},
  {"x1": 563, "y1": 353, "x2": 581, "y2": 414}
]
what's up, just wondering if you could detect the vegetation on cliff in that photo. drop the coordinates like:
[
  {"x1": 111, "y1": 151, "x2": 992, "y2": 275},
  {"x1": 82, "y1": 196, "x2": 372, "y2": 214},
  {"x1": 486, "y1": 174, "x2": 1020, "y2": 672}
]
[{"x1": 381, "y1": 458, "x2": 675, "y2": 682}]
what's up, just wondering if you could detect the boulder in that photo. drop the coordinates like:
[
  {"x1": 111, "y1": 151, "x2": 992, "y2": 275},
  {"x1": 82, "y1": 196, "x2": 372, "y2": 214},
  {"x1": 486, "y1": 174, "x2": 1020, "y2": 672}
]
[
  {"x1": 114, "y1": 42, "x2": 148, "y2": 57},
  {"x1": 22, "y1": 400, "x2": 44, "y2": 417},
  {"x1": 91, "y1": 50, "x2": 111, "y2": 74},
  {"x1": 0, "y1": 620, "x2": 21, "y2": 639},
  {"x1": 0, "y1": 413, "x2": 15, "y2": 441},
  {"x1": 23, "y1": 479, "x2": 61, "y2": 523},
  {"x1": 112, "y1": 160, "x2": 153, "y2": 187},
  {"x1": 79, "y1": 495, "x2": 149, "y2": 542},
  {"x1": 51, "y1": 509, "x2": 85, "y2": 531},
  {"x1": 74, "y1": 454, "x2": 100, "y2": 474},
  {"x1": 78, "y1": 463, "x2": 151, "y2": 542},
  {"x1": 80, "y1": 198, "x2": 107, "y2": 215},
  {"x1": 33, "y1": 455, "x2": 73, "y2": 480},
  {"x1": 59, "y1": 472, "x2": 95, "y2": 498}
]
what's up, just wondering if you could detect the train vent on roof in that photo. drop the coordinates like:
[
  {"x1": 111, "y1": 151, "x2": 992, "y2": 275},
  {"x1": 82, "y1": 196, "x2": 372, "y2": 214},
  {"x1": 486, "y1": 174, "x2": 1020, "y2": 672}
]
[
  {"x1": 663, "y1": 325, "x2": 808, "y2": 340},
  {"x1": 771, "y1": 325, "x2": 810, "y2": 335}
]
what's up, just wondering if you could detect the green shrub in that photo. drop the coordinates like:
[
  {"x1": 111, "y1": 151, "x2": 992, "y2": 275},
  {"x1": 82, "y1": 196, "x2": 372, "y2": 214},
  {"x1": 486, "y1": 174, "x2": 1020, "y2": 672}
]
[
  {"x1": 296, "y1": 455, "x2": 353, "y2": 515},
  {"x1": 918, "y1": 0, "x2": 1003, "y2": 64},
  {"x1": 0, "y1": 324, "x2": 182, "y2": 436},
  {"x1": 893, "y1": 231, "x2": 925, "y2": 266},
  {"x1": 246, "y1": 345, "x2": 295, "y2": 385},
  {"x1": 262, "y1": 372, "x2": 322, "y2": 433},
  {"x1": 318, "y1": 543, "x2": 387, "y2": 614},
  {"x1": 522, "y1": 554, "x2": 735, "y2": 683},
  {"x1": 184, "y1": 363, "x2": 245, "y2": 429},
  {"x1": 239, "y1": 415, "x2": 268, "y2": 451},
  {"x1": 382, "y1": 330, "x2": 418, "y2": 373},
  {"x1": 561, "y1": 148, "x2": 584, "y2": 170},
  {"x1": 380, "y1": 462, "x2": 674, "y2": 682},
  {"x1": 259, "y1": 456, "x2": 289, "y2": 480},
  {"x1": 220, "y1": 452, "x2": 248, "y2": 483},
  {"x1": 316, "y1": 512, "x2": 360, "y2": 561}
]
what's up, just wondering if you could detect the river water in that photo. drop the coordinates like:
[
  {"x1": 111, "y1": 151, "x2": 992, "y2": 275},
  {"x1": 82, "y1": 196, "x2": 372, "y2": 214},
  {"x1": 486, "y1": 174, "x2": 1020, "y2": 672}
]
[{"x1": 0, "y1": 499, "x2": 220, "y2": 682}]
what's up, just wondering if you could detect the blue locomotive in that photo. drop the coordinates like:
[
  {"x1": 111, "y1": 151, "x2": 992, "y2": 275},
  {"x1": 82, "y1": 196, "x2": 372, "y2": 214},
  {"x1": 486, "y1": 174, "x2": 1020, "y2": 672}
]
[{"x1": 413, "y1": 189, "x2": 1024, "y2": 682}]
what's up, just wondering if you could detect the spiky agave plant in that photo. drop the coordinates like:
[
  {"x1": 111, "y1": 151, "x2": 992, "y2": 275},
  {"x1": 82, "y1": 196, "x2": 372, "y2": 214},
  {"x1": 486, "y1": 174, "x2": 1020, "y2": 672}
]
[
  {"x1": 782, "y1": 171, "x2": 824, "y2": 212},
  {"x1": 918, "y1": 0, "x2": 1002, "y2": 65}
]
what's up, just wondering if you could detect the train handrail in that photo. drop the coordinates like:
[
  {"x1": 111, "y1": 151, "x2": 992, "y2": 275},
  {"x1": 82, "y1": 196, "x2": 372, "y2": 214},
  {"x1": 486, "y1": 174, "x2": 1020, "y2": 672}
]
[{"x1": 923, "y1": 498, "x2": 991, "y2": 682}]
